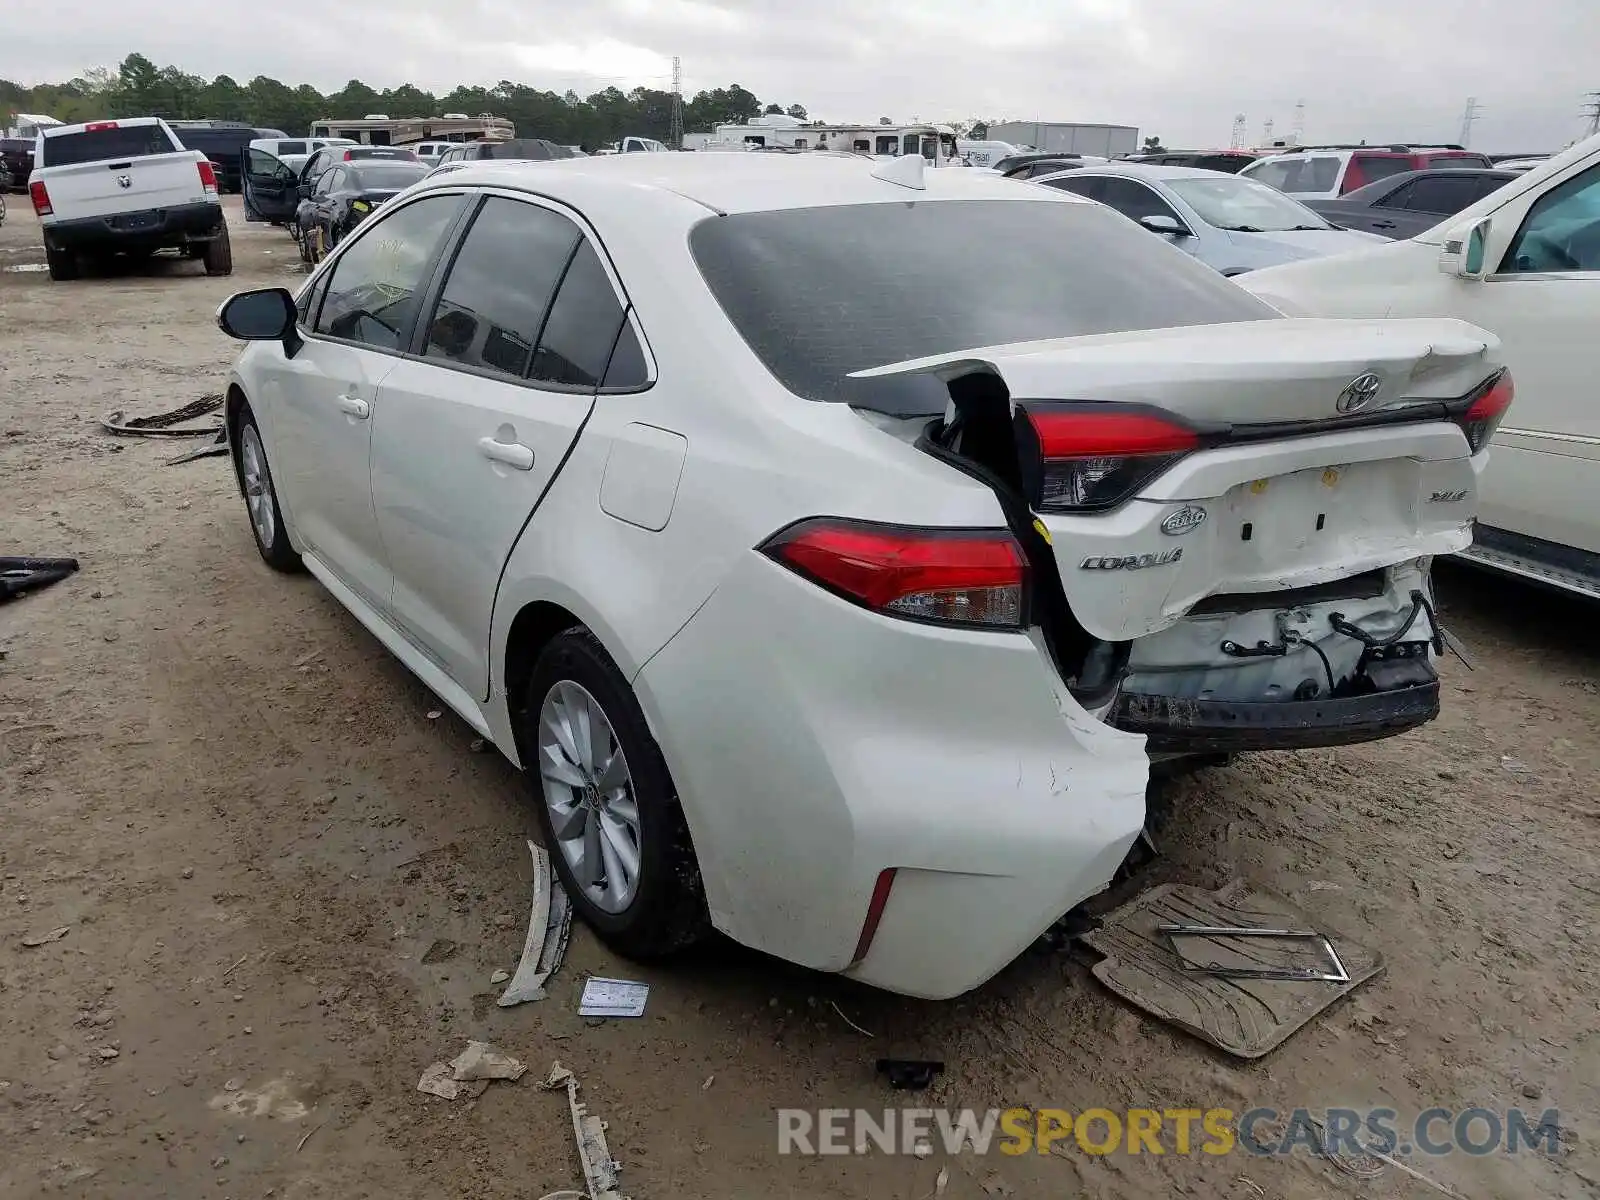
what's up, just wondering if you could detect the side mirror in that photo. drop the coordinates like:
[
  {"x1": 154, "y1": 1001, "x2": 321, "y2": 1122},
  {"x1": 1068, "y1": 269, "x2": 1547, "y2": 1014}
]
[
  {"x1": 1440, "y1": 216, "x2": 1491, "y2": 279},
  {"x1": 1140, "y1": 214, "x2": 1190, "y2": 237},
  {"x1": 217, "y1": 288, "x2": 297, "y2": 342},
  {"x1": 297, "y1": 182, "x2": 312, "y2": 198}
]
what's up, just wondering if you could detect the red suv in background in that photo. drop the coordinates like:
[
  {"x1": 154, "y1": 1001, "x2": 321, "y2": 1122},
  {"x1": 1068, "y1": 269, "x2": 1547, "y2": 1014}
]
[{"x1": 1239, "y1": 144, "x2": 1493, "y2": 197}]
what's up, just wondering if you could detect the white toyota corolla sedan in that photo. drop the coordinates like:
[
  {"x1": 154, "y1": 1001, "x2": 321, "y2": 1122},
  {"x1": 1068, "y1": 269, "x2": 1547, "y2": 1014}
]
[{"x1": 216, "y1": 152, "x2": 1511, "y2": 999}]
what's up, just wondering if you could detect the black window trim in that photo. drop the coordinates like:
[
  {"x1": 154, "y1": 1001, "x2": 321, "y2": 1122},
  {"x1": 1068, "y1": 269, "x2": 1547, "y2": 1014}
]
[
  {"x1": 298, "y1": 189, "x2": 476, "y2": 355},
  {"x1": 401, "y1": 185, "x2": 657, "y2": 395}
]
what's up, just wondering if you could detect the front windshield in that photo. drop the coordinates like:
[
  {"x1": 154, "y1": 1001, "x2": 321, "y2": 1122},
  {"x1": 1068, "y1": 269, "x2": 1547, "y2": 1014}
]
[{"x1": 1166, "y1": 175, "x2": 1334, "y2": 232}]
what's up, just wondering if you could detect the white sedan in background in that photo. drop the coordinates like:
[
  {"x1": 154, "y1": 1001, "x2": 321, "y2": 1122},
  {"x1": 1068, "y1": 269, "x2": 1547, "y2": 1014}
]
[
  {"x1": 1033, "y1": 162, "x2": 1388, "y2": 275},
  {"x1": 216, "y1": 153, "x2": 1506, "y2": 998}
]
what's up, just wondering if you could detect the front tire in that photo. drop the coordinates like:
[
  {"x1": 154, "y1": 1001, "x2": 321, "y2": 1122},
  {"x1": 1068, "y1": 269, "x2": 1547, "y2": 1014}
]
[
  {"x1": 203, "y1": 228, "x2": 233, "y2": 276},
  {"x1": 233, "y1": 408, "x2": 301, "y2": 573},
  {"x1": 523, "y1": 629, "x2": 708, "y2": 959}
]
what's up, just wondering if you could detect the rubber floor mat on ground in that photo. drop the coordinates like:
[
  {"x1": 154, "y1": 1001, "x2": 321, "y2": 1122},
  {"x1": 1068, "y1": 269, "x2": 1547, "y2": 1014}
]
[{"x1": 1080, "y1": 880, "x2": 1383, "y2": 1059}]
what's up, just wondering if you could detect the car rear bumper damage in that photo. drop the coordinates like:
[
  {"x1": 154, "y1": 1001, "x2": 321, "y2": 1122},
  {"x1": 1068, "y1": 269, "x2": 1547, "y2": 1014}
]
[
  {"x1": 42, "y1": 201, "x2": 225, "y2": 251},
  {"x1": 1112, "y1": 678, "x2": 1440, "y2": 753},
  {"x1": 635, "y1": 550, "x2": 1148, "y2": 1001}
]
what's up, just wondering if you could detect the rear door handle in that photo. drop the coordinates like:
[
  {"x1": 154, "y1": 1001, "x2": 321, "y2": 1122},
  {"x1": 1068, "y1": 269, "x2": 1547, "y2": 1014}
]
[
  {"x1": 1372, "y1": 220, "x2": 1396, "y2": 229},
  {"x1": 478, "y1": 436, "x2": 535, "y2": 471},
  {"x1": 337, "y1": 394, "x2": 370, "y2": 419}
]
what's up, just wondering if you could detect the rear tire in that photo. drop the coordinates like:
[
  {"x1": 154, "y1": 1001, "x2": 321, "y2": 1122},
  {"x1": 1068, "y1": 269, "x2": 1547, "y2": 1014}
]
[
  {"x1": 233, "y1": 407, "x2": 302, "y2": 573},
  {"x1": 45, "y1": 246, "x2": 79, "y2": 281},
  {"x1": 203, "y1": 228, "x2": 233, "y2": 276},
  {"x1": 522, "y1": 629, "x2": 708, "y2": 960}
]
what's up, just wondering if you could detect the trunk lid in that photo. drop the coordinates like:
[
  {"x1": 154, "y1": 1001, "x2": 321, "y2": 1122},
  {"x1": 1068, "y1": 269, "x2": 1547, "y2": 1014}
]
[{"x1": 855, "y1": 317, "x2": 1501, "y2": 643}]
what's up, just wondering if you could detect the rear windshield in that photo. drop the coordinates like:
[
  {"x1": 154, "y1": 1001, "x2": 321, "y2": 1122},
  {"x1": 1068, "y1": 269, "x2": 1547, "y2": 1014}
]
[
  {"x1": 277, "y1": 140, "x2": 307, "y2": 156},
  {"x1": 1351, "y1": 155, "x2": 1413, "y2": 184},
  {"x1": 41, "y1": 124, "x2": 177, "y2": 167},
  {"x1": 351, "y1": 163, "x2": 428, "y2": 189},
  {"x1": 690, "y1": 199, "x2": 1274, "y2": 413}
]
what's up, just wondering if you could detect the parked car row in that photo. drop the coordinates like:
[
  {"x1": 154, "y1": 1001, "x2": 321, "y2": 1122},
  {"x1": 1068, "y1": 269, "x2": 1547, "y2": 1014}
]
[{"x1": 241, "y1": 142, "x2": 430, "y2": 261}]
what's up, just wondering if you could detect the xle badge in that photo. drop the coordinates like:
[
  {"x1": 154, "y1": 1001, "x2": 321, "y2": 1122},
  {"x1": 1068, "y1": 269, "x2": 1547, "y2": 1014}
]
[{"x1": 1081, "y1": 549, "x2": 1183, "y2": 571}]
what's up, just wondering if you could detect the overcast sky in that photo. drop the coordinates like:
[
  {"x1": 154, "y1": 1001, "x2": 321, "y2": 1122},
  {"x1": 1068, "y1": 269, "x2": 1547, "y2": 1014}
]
[{"x1": 4, "y1": 0, "x2": 1595, "y2": 152}]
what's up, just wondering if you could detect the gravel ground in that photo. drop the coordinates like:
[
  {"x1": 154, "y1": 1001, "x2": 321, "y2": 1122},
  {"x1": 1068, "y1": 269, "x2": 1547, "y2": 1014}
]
[{"x1": 1, "y1": 197, "x2": 1596, "y2": 1200}]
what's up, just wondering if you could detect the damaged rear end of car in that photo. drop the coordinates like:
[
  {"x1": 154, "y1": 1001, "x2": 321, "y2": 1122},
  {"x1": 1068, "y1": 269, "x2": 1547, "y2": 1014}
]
[{"x1": 856, "y1": 318, "x2": 1510, "y2": 757}]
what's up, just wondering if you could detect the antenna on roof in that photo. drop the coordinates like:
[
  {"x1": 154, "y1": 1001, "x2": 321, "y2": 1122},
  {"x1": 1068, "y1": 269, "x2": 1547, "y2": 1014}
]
[{"x1": 870, "y1": 152, "x2": 925, "y2": 190}]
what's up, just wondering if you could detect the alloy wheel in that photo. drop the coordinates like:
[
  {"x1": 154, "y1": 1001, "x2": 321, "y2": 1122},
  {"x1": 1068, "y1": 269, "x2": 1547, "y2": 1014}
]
[{"x1": 537, "y1": 680, "x2": 642, "y2": 913}]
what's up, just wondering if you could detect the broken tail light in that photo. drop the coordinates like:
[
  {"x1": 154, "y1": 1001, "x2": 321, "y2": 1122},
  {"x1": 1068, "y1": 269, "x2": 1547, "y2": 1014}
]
[
  {"x1": 29, "y1": 180, "x2": 52, "y2": 216},
  {"x1": 761, "y1": 518, "x2": 1028, "y2": 629},
  {"x1": 1455, "y1": 369, "x2": 1514, "y2": 454},
  {"x1": 1020, "y1": 402, "x2": 1200, "y2": 512},
  {"x1": 197, "y1": 160, "x2": 218, "y2": 194}
]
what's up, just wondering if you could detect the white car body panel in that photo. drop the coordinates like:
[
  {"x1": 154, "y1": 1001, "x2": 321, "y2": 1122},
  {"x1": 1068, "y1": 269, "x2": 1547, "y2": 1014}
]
[
  {"x1": 225, "y1": 153, "x2": 1506, "y2": 998},
  {"x1": 1241, "y1": 133, "x2": 1600, "y2": 558}
]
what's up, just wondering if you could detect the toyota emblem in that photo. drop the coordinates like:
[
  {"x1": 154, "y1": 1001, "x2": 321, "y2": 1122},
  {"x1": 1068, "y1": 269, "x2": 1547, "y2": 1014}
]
[
  {"x1": 1335, "y1": 372, "x2": 1383, "y2": 414},
  {"x1": 117, "y1": 174, "x2": 132, "y2": 189}
]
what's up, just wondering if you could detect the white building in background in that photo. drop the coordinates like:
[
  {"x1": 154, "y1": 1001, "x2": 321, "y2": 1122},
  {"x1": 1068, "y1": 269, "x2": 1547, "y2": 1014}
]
[{"x1": 985, "y1": 121, "x2": 1139, "y2": 158}]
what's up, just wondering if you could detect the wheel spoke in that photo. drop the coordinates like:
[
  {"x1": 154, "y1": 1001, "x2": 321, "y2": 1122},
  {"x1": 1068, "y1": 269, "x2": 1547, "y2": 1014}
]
[
  {"x1": 599, "y1": 810, "x2": 640, "y2": 886},
  {"x1": 606, "y1": 792, "x2": 638, "y2": 829},
  {"x1": 598, "y1": 824, "x2": 628, "y2": 910},
  {"x1": 595, "y1": 748, "x2": 629, "y2": 791},
  {"x1": 569, "y1": 691, "x2": 595, "y2": 774},
  {"x1": 547, "y1": 794, "x2": 587, "y2": 842},
  {"x1": 539, "y1": 742, "x2": 587, "y2": 789},
  {"x1": 543, "y1": 707, "x2": 583, "y2": 772},
  {"x1": 580, "y1": 816, "x2": 603, "y2": 888}
]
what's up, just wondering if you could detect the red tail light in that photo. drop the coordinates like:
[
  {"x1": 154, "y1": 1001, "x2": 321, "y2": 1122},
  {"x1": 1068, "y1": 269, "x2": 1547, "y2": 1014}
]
[
  {"x1": 197, "y1": 160, "x2": 218, "y2": 193},
  {"x1": 1456, "y1": 370, "x2": 1514, "y2": 454},
  {"x1": 1021, "y1": 403, "x2": 1200, "y2": 512},
  {"x1": 30, "y1": 181, "x2": 52, "y2": 216},
  {"x1": 761, "y1": 519, "x2": 1028, "y2": 629},
  {"x1": 344, "y1": 150, "x2": 355, "y2": 160}
]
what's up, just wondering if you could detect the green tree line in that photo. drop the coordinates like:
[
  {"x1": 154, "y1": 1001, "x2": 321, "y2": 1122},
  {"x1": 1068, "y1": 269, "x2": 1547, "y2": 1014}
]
[{"x1": 2, "y1": 53, "x2": 817, "y2": 148}]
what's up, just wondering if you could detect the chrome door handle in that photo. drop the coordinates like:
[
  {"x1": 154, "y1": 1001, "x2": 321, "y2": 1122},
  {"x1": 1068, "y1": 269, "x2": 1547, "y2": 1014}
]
[
  {"x1": 337, "y1": 394, "x2": 370, "y2": 419},
  {"x1": 478, "y1": 436, "x2": 535, "y2": 471}
]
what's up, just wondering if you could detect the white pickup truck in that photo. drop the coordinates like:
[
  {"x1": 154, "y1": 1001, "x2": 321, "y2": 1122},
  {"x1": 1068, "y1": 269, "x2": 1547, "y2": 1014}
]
[{"x1": 27, "y1": 117, "x2": 232, "y2": 281}]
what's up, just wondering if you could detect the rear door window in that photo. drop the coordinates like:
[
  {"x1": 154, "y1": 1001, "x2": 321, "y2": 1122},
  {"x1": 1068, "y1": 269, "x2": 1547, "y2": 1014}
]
[
  {"x1": 423, "y1": 197, "x2": 579, "y2": 380},
  {"x1": 314, "y1": 195, "x2": 463, "y2": 351},
  {"x1": 40, "y1": 124, "x2": 176, "y2": 167},
  {"x1": 1041, "y1": 174, "x2": 1104, "y2": 201},
  {"x1": 1401, "y1": 174, "x2": 1484, "y2": 215}
]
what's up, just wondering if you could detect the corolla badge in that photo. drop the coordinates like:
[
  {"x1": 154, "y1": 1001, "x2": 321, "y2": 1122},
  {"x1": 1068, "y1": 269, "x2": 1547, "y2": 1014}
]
[
  {"x1": 1080, "y1": 549, "x2": 1183, "y2": 571},
  {"x1": 1335, "y1": 372, "x2": 1383, "y2": 414},
  {"x1": 1160, "y1": 505, "x2": 1207, "y2": 536}
]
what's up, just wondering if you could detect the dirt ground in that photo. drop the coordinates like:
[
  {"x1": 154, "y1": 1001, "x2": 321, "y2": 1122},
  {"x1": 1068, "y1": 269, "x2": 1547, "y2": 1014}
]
[{"x1": 1, "y1": 197, "x2": 1597, "y2": 1200}]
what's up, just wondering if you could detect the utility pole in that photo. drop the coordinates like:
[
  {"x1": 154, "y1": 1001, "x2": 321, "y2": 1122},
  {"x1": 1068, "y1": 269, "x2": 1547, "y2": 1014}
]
[
  {"x1": 1458, "y1": 97, "x2": 1481, "y2": 147},
  {"x1": 1585, "y1": 92, "x2": 1600, "y2": 139},
  {"x1": 1231, "y1": 113, "x2": 1246, "y2": 150},
  {"x1": 1292, "y1": 99, "x2": 1306, "y2": 146},
  {"x1": 669, "y1": 56, "x2": 684, "y2": 150},
  {"x1": 1261, "y1": 116, "x2": 1275, "y2": 145}
]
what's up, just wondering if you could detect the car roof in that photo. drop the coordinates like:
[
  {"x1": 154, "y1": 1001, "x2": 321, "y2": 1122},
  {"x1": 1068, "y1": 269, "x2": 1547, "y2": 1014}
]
[
  {"x1": 1033, "y1": 161, "x2": 1243, "y2": 183},
  {"x1": 1337, "y1": 167, "x2": 1519, "y2": 201},
  {"x1": 414, "y1": 152, "x2": 1095, "y2": 216}
]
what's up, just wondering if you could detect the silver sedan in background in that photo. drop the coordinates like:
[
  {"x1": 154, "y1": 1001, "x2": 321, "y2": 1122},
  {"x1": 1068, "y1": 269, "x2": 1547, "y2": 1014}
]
[{"x1": 1031, "y1": 162, "x2": 1387, "y2": 275}]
